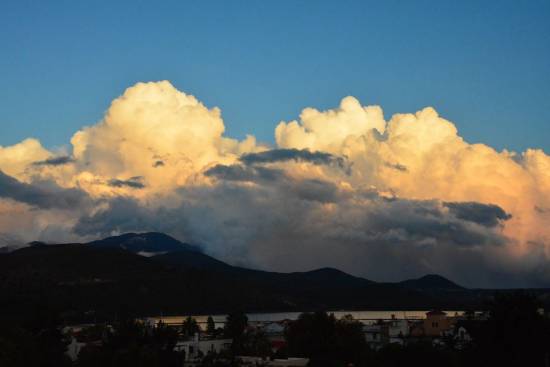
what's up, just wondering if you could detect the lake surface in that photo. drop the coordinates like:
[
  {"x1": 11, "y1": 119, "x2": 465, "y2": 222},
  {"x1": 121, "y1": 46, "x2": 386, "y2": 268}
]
[{"x1": 149, "y1": 310, "x2": 464, "y2": 328}]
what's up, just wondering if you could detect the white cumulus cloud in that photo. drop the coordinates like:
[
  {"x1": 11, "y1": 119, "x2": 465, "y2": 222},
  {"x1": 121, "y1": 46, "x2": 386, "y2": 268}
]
[{"x1": 0, "y1": 80, "x2": 549, "y2": 287}]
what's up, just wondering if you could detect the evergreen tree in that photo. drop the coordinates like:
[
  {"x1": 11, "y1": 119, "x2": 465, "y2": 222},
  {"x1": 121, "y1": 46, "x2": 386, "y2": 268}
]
[
  {"x1": 224, "y1": 311, "x2": 248, "y2": 354},
  {"x1": 182, "y1": 316, "x2": 200, "y2": 338},
  {"x1": 206, "y1": 316, "x2": 216, "y2": 336}
]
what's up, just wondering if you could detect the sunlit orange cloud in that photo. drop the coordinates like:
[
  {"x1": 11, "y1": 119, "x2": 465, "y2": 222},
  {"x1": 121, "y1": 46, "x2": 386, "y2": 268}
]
[
  {"x1": 0, "y1": 81, "x2": 549, "y2": 286},
  {"x1": 276, "y1": 101, "x2": 550, "y2": 258}
]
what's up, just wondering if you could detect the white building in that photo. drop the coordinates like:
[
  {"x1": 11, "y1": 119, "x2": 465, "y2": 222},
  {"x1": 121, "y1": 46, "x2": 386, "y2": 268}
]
[
  {"x1": 447, "y1": 325, "x2": 472, "y2": 349},
  {"x1": 364, "y1": 318, "x2": 410, "y2": 349},
  {"x1": 174, "y1": 333, "x2": 232, "y2": 364},
  {"x1": 363, "y1": 324, "x2": 387, "y2": 349},
  {"x1": 388, "y1": 319, "x2": 409, "y2": 345}
]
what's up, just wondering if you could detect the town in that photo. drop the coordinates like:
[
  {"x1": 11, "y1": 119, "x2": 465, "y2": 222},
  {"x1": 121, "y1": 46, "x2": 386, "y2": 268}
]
[
  {"x1": 66, "y1": 310, "x2": 476, "y2": 365},
  {"x1": 48, "y1": 293, "x2": 549, "y2": 367}
]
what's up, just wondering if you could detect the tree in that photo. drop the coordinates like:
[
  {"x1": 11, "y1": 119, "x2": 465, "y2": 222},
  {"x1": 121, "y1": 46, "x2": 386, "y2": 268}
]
[
  {"x1": 224, "y1": 311, "x2": 248, "y2": 354},
  {"x1": 286, "y1": 312, "x2": 337, "y2": 364},
  {"x1": 182, "y1": 316, "x2": 200, "y2": 338},
  {"x1": 334, "y1": 314, "x2": 369, "y2": 365},
  {"x1": 243, "y1": 329, "x2": 272, "y2": 358},
  {"x1": 206, "y1": 316, "x2": 216, "y2": 336},
  {"x1": 224, "y1": 312, "x2": 248, "y2": 339},
  {"x1": 285, "y1": 312, "x2": 368, "y2": 367}
]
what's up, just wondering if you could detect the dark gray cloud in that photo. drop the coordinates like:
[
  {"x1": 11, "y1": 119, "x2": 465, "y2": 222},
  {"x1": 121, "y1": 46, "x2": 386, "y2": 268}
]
[
  {"x1": 205, "y1": 149, "x2": 351, "y2": 203},
  {"x1": 535, "y1": 206, "x2": 549, "y2": 214},
  {"x1": 384, "y1": 162, "x2": 408, "y2": 172},
  {"x1": 209, "y1": 164, "x2": 509, "y2": 247},
  {"x1": 107, "y1": 176, "x2": 145, "y2": 189},
  {"x1": 32, "y1": 156, "x2": 75, "y2": 166},
  {"x1": 444, "y1": 201, "x2": 512, "y2": 227},
  {"x1": 361, "y1": 197, "x2": 508, "y2": 248},
  {"x1": 240, "y1": 148, "x2": 350, "y2": 173},
  {"x1": 205, "y1": 164, "x2": 338, "y2": 203},
  {"x1": 289, "y1": 178, "x2": 339, "y2": 203},
  {"x1": 72, "y1": 166, "x2": 518, "y2": 287},
  {"x1": 0, "y1": 170, "x2": 88, "y2": 210},
  {"x1": 205, "y1": 164, "x2": 285, "y2": 182},
  {"x1": 153, "y1": 160, "x2": 165, "y2": 168}
]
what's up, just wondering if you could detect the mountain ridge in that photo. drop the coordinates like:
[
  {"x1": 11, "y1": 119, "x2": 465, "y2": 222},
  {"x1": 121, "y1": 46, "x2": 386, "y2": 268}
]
[
  {"x1": 399, "y1": 274, "x2": 464, "y2": 290},
  {"x1": 9, "y1": 231, "x2": 465, "y2": 288},
  {"x1": 3, "y1": 232, "x2": 546, "y2": 326}
]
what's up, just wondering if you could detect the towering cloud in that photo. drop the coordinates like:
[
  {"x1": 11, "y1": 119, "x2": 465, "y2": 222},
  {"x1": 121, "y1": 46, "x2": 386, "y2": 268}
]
[
  {"x1": 68, "y1": 81, "x2": 260, "y2": 198},
  {"x1": 276, "y1": 101, "x2": 550, "y2": 267},
  {"x1": 0, "y1": 81, "x2": 548, "y2": 287}
]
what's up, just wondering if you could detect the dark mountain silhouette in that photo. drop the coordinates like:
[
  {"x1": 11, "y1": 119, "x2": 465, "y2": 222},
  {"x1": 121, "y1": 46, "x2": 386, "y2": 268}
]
[
  {"x1": 87, "y1": 232, "x2": 200, "y2": 254},
  {"x1": 1, "y1": 232, "x2": 548, "y2": 326},
  {"x1": 399, "y1": 274, "x2": 464, "y2": 291}
]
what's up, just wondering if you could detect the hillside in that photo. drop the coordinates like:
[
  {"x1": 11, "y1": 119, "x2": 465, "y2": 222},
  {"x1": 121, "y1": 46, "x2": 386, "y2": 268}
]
[{"x1": 2, "y1": 232, "x2": 544, "y2": 325}]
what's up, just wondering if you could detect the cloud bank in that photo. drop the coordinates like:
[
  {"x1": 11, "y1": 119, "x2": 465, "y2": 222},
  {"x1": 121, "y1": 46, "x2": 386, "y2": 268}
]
[{"x1": 1, "y1": 81, "x2": 549, "y2": 287}]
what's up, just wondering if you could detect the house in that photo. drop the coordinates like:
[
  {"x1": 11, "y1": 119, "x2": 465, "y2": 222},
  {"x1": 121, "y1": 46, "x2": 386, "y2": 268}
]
[
  {"x1": 363, "y1": 323, "x2": 389, "y2": 349},
  {"x1": 450, "y1": 319, "x2": 485, "y2": 350},
  {"x1": 264, "y1": 322, "x2": 287, "y2": 353},
  {"x1": 422, "y1": 310, "x2": 454, "y2": 337},
  {"x1": 264, "y1": 322, "x2": 285, "y2": 335},
  {"x1": 388, "y1": 319, "x2": 409, "y2": 337},
  {"x1": 364, "y1": 317, "x2": 411, "y2": 349},
  {"x1": 411, "y1": 310, "x2": 456, "y2": 338},
  {"x1": 387, "y1": 317, "x2": 410, "y2": 344},
  {"x1": 174, "y1": 333, "x2": 232, "y2": 365},
  {"x1": 454, "y1": 326, "x2": 472, "y2": 344}
]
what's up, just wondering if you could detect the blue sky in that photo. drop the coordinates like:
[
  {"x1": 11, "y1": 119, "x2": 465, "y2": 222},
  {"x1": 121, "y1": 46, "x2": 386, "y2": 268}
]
[{"x1": 1, "y1": 0, "x2": 549, "y2": 152}]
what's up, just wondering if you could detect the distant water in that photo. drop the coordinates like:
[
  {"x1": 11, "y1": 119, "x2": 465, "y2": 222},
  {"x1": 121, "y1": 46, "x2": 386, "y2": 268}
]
[{"x1": 149, "y1": 310, "x2": 464, "y2": 328}]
